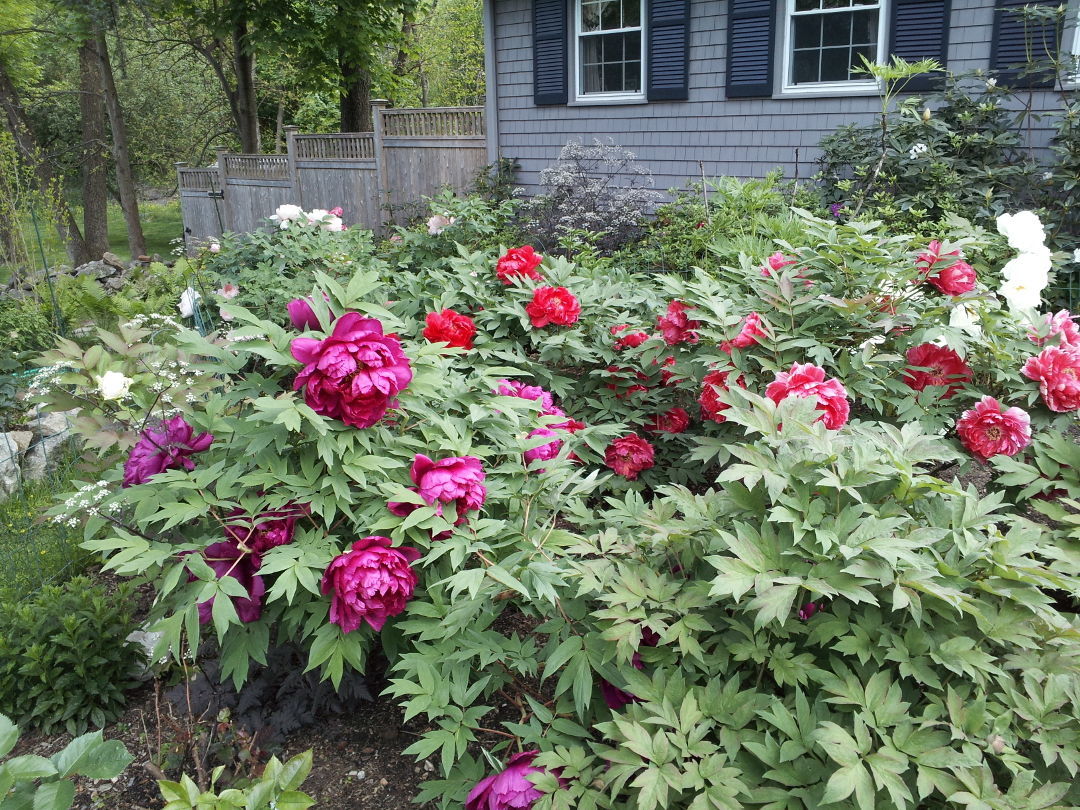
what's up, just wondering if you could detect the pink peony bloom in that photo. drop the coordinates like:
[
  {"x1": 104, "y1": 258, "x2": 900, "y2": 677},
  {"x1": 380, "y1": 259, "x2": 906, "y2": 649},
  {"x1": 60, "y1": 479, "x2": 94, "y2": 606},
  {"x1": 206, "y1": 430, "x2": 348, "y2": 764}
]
[
  {"x1": 956, "y1": 396, "x2": 1032, "y2": 460},
  {"x1": 721, "y1": 312, "x2": 767, "y2": 354},
  {"x1": 408, "y1": 453, "x2": 487, "y2": 519},
  {"x1": 192, "y1": 540, "x2": 265, "y2": 625},
  {"x1": 762, "y1": 252, "x2": 796, "y2": 275},
  {"x1": 526, "y1": 286, "x2": 581, "y2": 328},
  {"x1": 291, "y1": 313, "x2": 413, "y2": 429},
  {"x1": 656, "y1": 301, "x2": 700, "y2": 345},
  {"x1": 611, "y1": 324, "x2": 650, "y2": 351},
  {"x1": 765, "y1": 363, "x2": 850, "y2": 430},
  {"x1": 523, "y1": 427, "x2": 563, "y2": 470},
  {"x1": 903, "y1": 344, "x2": 972, "y2": 401},
  {"x1": 797, "y1": 602, "x2": 819, "y2": 621},
  {"x1": 123, "y1": 416, "x2": 213, "y2": 487},
  {"x1": 423, "y1": 309, "x2": 477, "y2": 350},
  {"x1": 328, "y1": 206, "x2": 344, "y2": 217},
  {"x1": 699, "y1": 369, "x2": 744, "y2": 424},
  {"x1": 287, "y1": 297, "x2": 324, "y2": 331},
  {"x1": 917, "y1": 241, "x2": 976, "y2": 296},
  {"x1": 645, "y1": 406, "x2": 690, "y2": 434},
  {"x1": 1029, "y1": 310, "x2": 1080, "y2": 347},
  {"x1": 321, "y1": 536, "x2": 420, "y2": 632},
  {"x1": 496, "y1": 246, "x2": 544, "y2": 284},
  {"x1": 466, "y1": 751, "x2": 560, "y2": 810},
  {"x1": 605, "y1": 434, "x2": 655, "y2": 479},
  {"x1": 427, "y1": 213, "x2": 456, "y2": 235},
  {"x1": 217, "y1": 283, "x2": 240, "y2": 300},
  {"x1": 494, "y1": 379, "x2": 558, "y2": 414},
  {"x1": 1022, "y1": 345, "x2": 1080, "y2": 412}
]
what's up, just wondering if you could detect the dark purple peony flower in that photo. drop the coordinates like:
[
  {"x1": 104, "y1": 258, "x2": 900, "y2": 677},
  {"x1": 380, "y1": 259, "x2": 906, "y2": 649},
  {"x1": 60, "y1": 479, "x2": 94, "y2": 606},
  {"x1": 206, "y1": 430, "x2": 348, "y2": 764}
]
[
  {"x1": 599, "y1": 625, "x2": 661, "y2": 710},
  {"x1": 466, "y1": 751, "x2": 560, "y2": 810},
  {"x1": 191, "y1": 540, "x2": 266, "y2": 624},
  {"x1": 321, "y1": 536, "x2": 420, "y2": 633},
  {"x1": 798, "y1": 602, "x2": 819, "y2": 621},
  {"x1": 122, "y1": 416, "x2": 213, "y2": 487},
  {"x1": 291, "y1": 313, "x2": 413, "y2": 429}
]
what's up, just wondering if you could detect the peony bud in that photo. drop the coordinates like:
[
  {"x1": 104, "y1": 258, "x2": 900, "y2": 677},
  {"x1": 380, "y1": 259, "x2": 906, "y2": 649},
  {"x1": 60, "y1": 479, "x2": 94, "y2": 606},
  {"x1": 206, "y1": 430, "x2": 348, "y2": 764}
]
[
  {"x1": 97, "y1": 370, "x2": 133, "y2": 400},
  {"x1": 922, "y1": 107, "x2": 932, "y2": 121}
]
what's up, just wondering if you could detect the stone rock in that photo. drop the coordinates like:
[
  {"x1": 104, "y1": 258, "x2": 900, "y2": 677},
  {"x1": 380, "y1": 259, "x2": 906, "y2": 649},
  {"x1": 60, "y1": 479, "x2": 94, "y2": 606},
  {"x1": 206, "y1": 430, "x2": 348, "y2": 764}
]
[
  {"x1": 23, "y1": 409, "x2": 76, "y2": 481},
  {"x1": 74, "y1": 260, "x2": 119, "y2": 281},
  {"x1": 101, "y1": 251, "x2": 127, "y2": 272},
  {"x1": 0, "y1": 430, "x2": 33, "y2": 497}
]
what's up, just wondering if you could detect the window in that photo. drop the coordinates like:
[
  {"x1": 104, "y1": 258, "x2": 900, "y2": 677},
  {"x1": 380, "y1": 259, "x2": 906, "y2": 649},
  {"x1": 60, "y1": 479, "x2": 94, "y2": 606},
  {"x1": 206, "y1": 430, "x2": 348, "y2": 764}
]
[
  {"x1": 1068, "y1": 0, "x2": 1080, "y2": 86},
  {"x1": 575, "y1": 0, "x2": 645, "y2": 99},
  {"x1": 782, "y1": 0, "x2": 887, "y2": 92}
]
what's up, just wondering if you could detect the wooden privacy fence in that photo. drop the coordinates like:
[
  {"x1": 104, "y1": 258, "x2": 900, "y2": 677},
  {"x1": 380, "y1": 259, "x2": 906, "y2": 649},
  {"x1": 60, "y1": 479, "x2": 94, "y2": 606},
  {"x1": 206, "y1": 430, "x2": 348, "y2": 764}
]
[{"x1": 176, "y1": 102, "x2": 487, "y2": 249}]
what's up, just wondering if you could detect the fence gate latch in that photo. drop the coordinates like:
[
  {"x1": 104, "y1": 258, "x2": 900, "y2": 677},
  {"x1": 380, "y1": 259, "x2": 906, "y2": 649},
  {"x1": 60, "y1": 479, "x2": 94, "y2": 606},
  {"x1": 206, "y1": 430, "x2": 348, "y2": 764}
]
[{"x1": 206, "y1": 190, "x2": 224, "y2": 199}]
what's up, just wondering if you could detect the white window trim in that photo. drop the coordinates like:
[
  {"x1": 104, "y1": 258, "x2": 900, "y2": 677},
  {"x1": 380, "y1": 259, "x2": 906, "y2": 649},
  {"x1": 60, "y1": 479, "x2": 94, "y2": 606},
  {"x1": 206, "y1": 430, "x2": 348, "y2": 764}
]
[
  {"x1": 778, "y1": 0, "x2": 888, "y2": 96},
  {"x1": 572, "y1": 0, "x2": 647, "y2": 103},
  {"x1": 1064, "y1": 0, "x2": 1080, "y2": 89}
]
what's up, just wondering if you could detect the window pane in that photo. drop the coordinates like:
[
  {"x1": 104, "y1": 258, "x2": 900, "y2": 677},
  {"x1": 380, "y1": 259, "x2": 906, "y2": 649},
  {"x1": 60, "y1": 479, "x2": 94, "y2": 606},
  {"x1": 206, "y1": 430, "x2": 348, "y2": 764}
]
[
  {"x1": 821, "y1": 0, "x2": 851, "y2": 10},
  {"x1": 625, "y1": 60, "x2": 641, "y2": 92},
  {"x1": 792, "y1": 49, "x2": 820, "y2": 83},
  {"x1": 603, "y1": 61, "x2": 622, "y2": 91},
  {"x1": 623, "y1": 0, "x2": 641, "y2": 28},
  {"x1": 850, "y1": 10, "x2": 877, "y2": 44},
  {"x1": 600, "y1": 0, "x2": 620, "y2": 29},
  {"x1": 581, "y1": 1, "x2": 600, "y2": 30},
  {"x1": 820, "y1": 46, "x2": 851, "y2": 81},
  {"x1": 822, "y1": 13, "x2": 850, "y2": 46},
  {"x1": 583, "y1": 63, "x2": 603, "y2": 93},
  {"x1": 850, "y1": 44, "x2": 873, "y2": 75},
  {"x1": 580, "y1": 32, "x2": 640, "y2": 93},
  {"x1": 794, "y1": 0, "x2": 819, "y2": 11},
  {"x1": 793, "y1": 16, "x2": 820, "y2": 48}
]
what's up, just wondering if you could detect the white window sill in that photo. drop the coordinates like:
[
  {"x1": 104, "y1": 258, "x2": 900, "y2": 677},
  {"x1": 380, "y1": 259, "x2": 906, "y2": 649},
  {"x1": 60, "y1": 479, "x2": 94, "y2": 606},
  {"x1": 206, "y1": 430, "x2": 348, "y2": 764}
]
[
  {"x1": 569, "y1": 94, "x2": 648, "y2": 105},
  {"x1": 779, "y1": 80, "x2": 882, "y2": 99}
]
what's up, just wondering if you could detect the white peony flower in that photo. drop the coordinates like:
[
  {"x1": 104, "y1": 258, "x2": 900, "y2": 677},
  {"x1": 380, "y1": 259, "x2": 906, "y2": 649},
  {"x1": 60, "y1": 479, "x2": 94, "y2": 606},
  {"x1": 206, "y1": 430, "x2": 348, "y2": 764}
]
[
  {"x1": 1000, "y1": 247, "x2": 1052, "y2": 286},
  {"x1": 985, "y1": 78, "x2": 997, "y2": 89},
  {"x1": 322, "y1": 215, "x2": 344, "y2": 232},
  {"x1": 97, "y1": 370, "x2": 132, "y2": 400},
  {"x1": 178, "y1": 287, "x2": 201, "y2": 318},
  {"x1": 219, "y1": 307, "x2": 234, "y2": 322},
  {"x1": 908, "y1": 143, "x2": 928, "y2": 160},
  {"x1": 1073, "y1": 248, "x2": 1080, "y2": 264},
  {"x1": 271, "y1": 203, "x2": 304, "y2": 229},
  {"x1": 427, "y1": 213, "x2": 456, "y2": 235},
  {"x1": 949, "y1": 303, "x2": 983, "y2": 337},
  {"x1": 996, "y1": 211, "x2": 1047, "y2": 253},
  {"x1": 999, "y1": 278, "x2": 1044, "y2": 313}
]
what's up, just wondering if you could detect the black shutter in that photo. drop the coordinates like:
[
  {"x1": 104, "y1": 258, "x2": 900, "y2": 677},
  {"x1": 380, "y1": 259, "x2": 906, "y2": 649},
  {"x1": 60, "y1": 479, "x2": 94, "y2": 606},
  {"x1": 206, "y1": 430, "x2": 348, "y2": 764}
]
[
  {"x1": 726, "y1": 0, "x2": 775, "y2": 98},
  {"x1": 647, "y1": 0, "x2": 691, "y2": 100},
  {"x1": 989, "y1": 0, "x2": 1058, "y2": 88},
  {"x1": 534, "y1": 0, "x2": 568, "y2": 105},
  {"x1": 889, "y1": 0, "x2": 950, "y2": 92}
]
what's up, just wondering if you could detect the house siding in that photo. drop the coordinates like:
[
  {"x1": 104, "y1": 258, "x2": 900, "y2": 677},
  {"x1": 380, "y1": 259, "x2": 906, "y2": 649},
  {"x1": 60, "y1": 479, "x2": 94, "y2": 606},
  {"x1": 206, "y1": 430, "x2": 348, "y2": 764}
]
[{"x1": 492, "y1": 0, "x2": 1062, "y2": 193}]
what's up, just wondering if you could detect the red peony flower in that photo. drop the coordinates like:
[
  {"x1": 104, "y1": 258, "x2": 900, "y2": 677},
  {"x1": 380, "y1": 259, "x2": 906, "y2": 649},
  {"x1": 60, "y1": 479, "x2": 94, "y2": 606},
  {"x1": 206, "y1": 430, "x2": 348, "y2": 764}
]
[
  {"x1": 605, "y1": 434, "x2": 655, "y2": 479},
  {"x1": 1022, "y1": 345, "x2": 1080, "y2": 412},
  {"x1": 721, "y1": 312, "x2": 767, "y2": 354},
  {"x1": 903, "y1": 344, "x2": 972, "y2": 400},
  {"x1": 611, "y1": 324, "x2": 650, "y2": 350},
  {"x1": 699, "y1": 369, "x2": 745, "y2": 423},
  {"x1": 321, "y1": 536, "x2": 420, "y2": 633},
  {"x1": 605, "y1": 365, "x2": 650, "y2": 398},
  {"x1": 525, "y1": 286, "x2": 581, "y2": 328},
  {"x1": 291, "y1": 313, "x2": 413, "y2": 429},
  {"x1": 658, "y1": 355, "x2": 678, "y2": 386},
  {"x1": 765, "y1": 363, "x2": 850, "y2": 429},
  {"x1": 916, "y1": 241, "x2": 976, "y2": 296},
  {"x1": 657, "y1": 301, "x2": 700, "y2": 345},
  {"x1": 496, "y1": 246, "x2": 544, "y2": 285},
  {"x1": 422, "y1": 308, "x2": 476, "y2": 350},
  {"x1": 761, "y1": 252, "x2": 796, "y2": 276},
  {"x1": 956, "y1": 396, "x2": 1032, "y2": 460},
  {"x1": 645, "y1": 406, "x2": 690, "y2": 434},
  {"x1": 1029, "y1": 310, "x2": 1080, "y2": 347}
]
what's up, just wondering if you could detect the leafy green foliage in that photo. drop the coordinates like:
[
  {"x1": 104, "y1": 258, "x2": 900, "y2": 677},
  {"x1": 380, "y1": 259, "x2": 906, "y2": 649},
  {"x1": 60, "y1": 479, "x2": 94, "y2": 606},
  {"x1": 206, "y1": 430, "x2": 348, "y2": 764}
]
[
  {"x1": 0, "y1": 712, "x2": 133, "y2": 810},
  {"x1": 0, "y1": 576, "x2": 144, "y2": 734},
  {"x1": 157, "y1": 749, "x2": 315, "y2": 810}
]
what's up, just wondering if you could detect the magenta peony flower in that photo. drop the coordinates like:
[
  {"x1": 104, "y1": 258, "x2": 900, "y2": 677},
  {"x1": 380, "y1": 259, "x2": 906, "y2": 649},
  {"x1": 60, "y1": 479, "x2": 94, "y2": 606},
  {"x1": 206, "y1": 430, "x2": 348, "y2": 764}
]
[
  {"x1": 797, "y1": 602, "x2": 819, "y2": 621},
  {"x1": 644, "y1": 407, "x2": 690, "y2": 434},
  {"x1": 1022, "y1": 345, "x2": 1080, "y2": 412},
  {"x1": 287, "y1": 297, "x2": 321, "y2": 331},
  {"x1": 604, "y1": 434, "x2": 655, "y2": 479},
  {"x1": 410, "y1": 453, "x2": 487, "y2": 514},
  {"x1": 321, "y1": 536, "x2": 420, "y2": 632},
  {"x1": 494, "y1": 379, "x2": 558, "y2": 414},
  {"x1": 599, "y1": 626, "x2": 660, "y2": 710},
  {"x1": 1029, "y1": 310, "x2": 1080, "y2": 347},
  {"x1": 903, "y1": 344, "x2": 972, "y2": 401},
  {"x1": 192, "y1": 540, "x2": 266, "y2": 625},
  {"x1": 466, "y1": 751, "x2": 560, "y2": 810},
  {"x1": 656, "y1": 300, "x2": 700, "y2": 345},
  {"x1": 224, "y1": 502, "x2": 307, "y2": 558},
  {"x1": 765, "y1": 363, "x2": 850, "y2": 430},
  {"x1": 524, "y1": 427, "x2": 562, "y2": 466},
  {"x1": 291, "y1": 313, "x2": 413, "y2": 429},
  {"x1": 123, "y1": 416, "x2": 213, "y2": 487},
  {"x1": 956, "y1": 396, "x2": 1032, "y2": 460},
  {"x1": 721, "y1": 312, "x2": 767, "y2": 354}
]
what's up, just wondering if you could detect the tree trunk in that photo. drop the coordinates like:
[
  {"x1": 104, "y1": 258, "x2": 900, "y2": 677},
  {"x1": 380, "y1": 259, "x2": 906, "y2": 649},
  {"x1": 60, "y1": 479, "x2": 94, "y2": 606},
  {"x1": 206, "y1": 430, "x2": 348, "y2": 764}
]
[
  {"x1": 0, "y1": 61, "x2": 86, "y2": 265},
  {"x1": 232, "y1": 21, "x2": 260, "y2": 152},
  {"x1": 79, "y1": 39, "x2": 110, "y2": 264},
  {"x1": 274, "y1": 97, "x2": 284, "y2": 153},
  {"x1": 94, "y1": 28, "x2": 145, "y2": 258},
  {"x1": 339, "y1": 56, "x2": 372, "y2": 132}
]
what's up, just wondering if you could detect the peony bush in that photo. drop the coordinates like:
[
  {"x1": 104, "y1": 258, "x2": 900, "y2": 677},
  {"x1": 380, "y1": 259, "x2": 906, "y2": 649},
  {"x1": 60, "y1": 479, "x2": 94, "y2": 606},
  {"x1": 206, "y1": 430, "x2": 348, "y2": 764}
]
[{"x1": 34, "y1": 198, "x2": 1080, "y2": 809}]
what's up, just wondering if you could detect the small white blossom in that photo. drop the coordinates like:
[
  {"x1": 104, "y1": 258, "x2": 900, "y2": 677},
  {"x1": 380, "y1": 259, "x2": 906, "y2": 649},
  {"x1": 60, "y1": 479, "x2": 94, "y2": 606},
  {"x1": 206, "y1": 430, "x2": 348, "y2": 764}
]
[
  {"x1": 209, "y1": 242, "x2": 221, "y2": 253},
  {"x1": 427, "y1": 213, "x2": 456, "y2": 235},
  {"x1": 986, "y1": 78, "x2": 997, "y2": 89},
  {"x1": 97, "y1": 370, "x2": 133, "y2": 400},
  {"x1": 908, "y1": 143, "x2": 928, "y2": 160},
  {"x1": 1072, "y1": 248, "x2": 1080, "y2": 264},
  {"x1": 1042, "y1": 171, "x2": 1054, "y2": 181}
]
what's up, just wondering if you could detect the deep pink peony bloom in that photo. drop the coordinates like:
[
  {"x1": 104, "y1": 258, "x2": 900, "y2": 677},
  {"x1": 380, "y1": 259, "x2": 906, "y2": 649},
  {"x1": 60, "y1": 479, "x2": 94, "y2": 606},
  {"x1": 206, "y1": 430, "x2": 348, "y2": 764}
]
[
  {"x1": 409, "y1": 453, "x2": 487, "y2": 518},
  {"x1": 1029, "y1": 310, "x2": 1080, "y2": 347},
  {"x1": 291, "y1": 313, "x2": 413, "y2": 429},
  {"x1": 762, "y1": 252, "x2": 796, "y2": 276},
  {"x1": 193, "y1": 540, "x2": 265, "y2": 625},
  {"x1": 656, "y1": 301, "x2": 700, "y2": 345},
  {"x1": 123, "y1": 416, "x2": 213, "y2": 487},
  {"x1": 699, "y1": 369, "x2": 744, "y2": 424},
  {"x1": 645, "y1": 406, "x2": 690, "y2": 434},
  {"x1": 605, "y1": 365, "x2": 650, "y2": 399},
  {"x1": 496, "y1": 246, "x2": 544, "y2": 285},
  {"x1": 605, "y1": 434, "x2": 655, "y2": 479},
  {"x1": 903, "y1": 344, "x2": 972, "y2": 401},
  {"x1": 956, "y1": 396, "x2": 1032, "y2": 460},
  {"x1": 1022, "y1": 345, "x2": 1080, "y2": 412},
  {"x1": 611, "y1": 324, "x2": 649, "y2": 351},
  {"x1": 797, "y1": 602, "x2": 819, "y2": 621},
  {"x1": 287, "y1": 297, "x2": 324, "y2": 331},
  {"x1": 466, "y1": 751, "x2": 561, "y2": 810},
  {"x1": 599, "y1": 626, "x2": 660, "y2": 710},
  {"x1": 321, "y1": 536, "x2": 420, "y2": 633},
  {"x1": 526, "y1": 286, "x2": 581, "y2": 328},
  {"x1": 224, "y1": 502, "x2": 307, "y2": 559},
  {"x1": 917, "y1": 241, "x2": 976, "y2": 296},
  {"x1": 524, "y1": 427, "x2": 562, "y2": 466},
  {"x1": 721, "y1": 312, "x2": 767, "y2": 354},
  {"x1": 765, "y1": 363, "x2": 850, "y2": 430},
  {"x1": 494, "y1": 379, "x2": 557, "y2": 414},
  {"x1": 423, "y1": 308, "x2": 477, "y2": 350}
]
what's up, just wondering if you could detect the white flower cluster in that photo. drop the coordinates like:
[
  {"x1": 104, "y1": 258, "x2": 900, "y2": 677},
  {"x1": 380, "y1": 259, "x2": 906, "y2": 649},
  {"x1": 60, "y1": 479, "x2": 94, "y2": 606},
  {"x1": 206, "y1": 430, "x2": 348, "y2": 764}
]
[
  {"x1": 908, "y1": 143, "x2": 928, "y2": 160},
  {"x1": 146, "y1": 358, "x2": 204, "y2": 401},
  {"x1": 270, "y1": 203, "x2": 345, "y2": 232},
  {"x1": 124, "y1": 313, "x2": 183, "y2": 331},
  {"x1": 53, "y1": 480, "x2": 118, "y2": 525},
  {"x1": 225, "y1": 331, "x2": 266, "y2": 343},
  {"x1": 996, "y1": 211, "x2": 1051, "y2": 315},
  {"x1": 26, "y1": 365, "x2": 66, "y2": 398}
]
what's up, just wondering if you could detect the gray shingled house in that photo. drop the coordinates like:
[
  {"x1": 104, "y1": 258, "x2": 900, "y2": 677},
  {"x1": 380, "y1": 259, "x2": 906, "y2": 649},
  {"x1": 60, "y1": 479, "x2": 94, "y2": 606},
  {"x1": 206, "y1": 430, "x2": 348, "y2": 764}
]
[{"x1": 480, "y1": 0, "x2": 1077, "y2": 192}]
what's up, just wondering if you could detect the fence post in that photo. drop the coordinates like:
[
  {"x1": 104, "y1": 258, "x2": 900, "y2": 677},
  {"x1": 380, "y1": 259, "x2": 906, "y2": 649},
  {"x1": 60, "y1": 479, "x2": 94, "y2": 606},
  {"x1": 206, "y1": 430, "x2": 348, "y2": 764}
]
[
  {"x1": 213, "y1": 145, "x2": 233, "y2": 232},
  {"x1": 371, "y1": 99, "x2": 389, "y2": 235},
  {"x1": 284, "y1": 125, "x2": 301, "y2": 209}
]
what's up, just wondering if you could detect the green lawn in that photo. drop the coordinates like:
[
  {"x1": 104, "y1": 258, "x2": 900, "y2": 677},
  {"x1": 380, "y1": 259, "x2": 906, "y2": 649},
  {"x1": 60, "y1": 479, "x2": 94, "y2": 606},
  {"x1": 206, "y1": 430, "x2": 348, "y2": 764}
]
[{"x1": 21, "y1": 200, "x2": 184, "y2": 270}]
